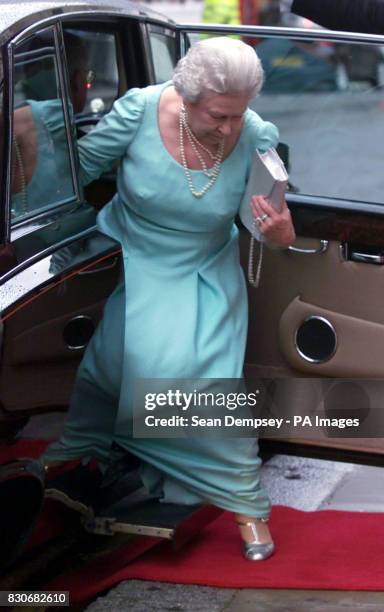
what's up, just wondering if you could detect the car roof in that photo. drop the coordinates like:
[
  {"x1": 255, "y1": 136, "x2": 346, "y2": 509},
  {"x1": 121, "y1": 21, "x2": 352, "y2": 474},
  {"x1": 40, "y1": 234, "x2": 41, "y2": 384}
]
[
  {"x1": 0, "y1": 0, "x2": 170, "y2": 44},
  {"x1": 0, "y1": 0, "x2": 171, "y2": 83}
]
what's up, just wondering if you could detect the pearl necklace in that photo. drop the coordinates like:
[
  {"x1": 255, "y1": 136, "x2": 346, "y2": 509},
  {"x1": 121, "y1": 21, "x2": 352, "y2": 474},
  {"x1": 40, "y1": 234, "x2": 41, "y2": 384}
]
[
  {"x1": 181, "y1": 104, "x2": 218, "y2": 168},
  {"x1": 179, "y1": 103, "x2": 225, "y2": 198}
]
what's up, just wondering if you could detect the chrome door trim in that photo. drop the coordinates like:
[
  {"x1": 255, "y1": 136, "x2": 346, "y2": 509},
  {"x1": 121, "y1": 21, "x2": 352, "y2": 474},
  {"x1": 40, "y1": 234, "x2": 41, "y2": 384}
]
[
  {"x1": 141, "y1": 22, "x2": 156, "y2": 84},
  {"x1": 0, "y1": 226, "x2": 97, "y2": 285},
  {"x1": 2, "y1": 33, "x2": 15, "y2": 245},
  {"x1": 0, "y1": 234, "x2": 120, "y2": 317},
  {"x1": 54, "y1": 22, "x2": 82, "y2": 203},
  {"x1": 175, "y1": 23, "x2": 384, "y2": 45}
]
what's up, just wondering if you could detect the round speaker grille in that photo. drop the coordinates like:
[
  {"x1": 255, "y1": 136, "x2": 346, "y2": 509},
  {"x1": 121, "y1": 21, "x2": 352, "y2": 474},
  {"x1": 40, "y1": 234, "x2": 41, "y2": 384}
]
[
  {"x1": 63, "y1": 316, "x2": 95, "y2": 350},
  {"x1": 295, "y1": 316, "x2": 337, "y2": 364}
]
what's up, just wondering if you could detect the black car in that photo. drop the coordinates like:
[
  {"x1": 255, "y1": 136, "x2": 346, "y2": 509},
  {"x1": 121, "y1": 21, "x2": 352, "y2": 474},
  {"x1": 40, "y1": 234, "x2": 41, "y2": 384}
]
[{"x1": 2, "y1": 0, "x2": 384, "y2": 568}]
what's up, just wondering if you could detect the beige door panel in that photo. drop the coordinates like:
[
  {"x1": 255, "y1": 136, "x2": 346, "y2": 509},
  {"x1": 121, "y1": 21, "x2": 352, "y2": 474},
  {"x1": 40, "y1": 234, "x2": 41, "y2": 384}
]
[
  {"x1": 279, "y1": 296, "x2": 384, "y2": 377},
  {"x1": 240, "y1": 231, "x2": 384, "y2": 453},
  {"x1": 254, "y1": 374, "x2": 384, "y2": 453},
  {"x1": 241, "y1": 233, "x2": 384, "y2": 372}
]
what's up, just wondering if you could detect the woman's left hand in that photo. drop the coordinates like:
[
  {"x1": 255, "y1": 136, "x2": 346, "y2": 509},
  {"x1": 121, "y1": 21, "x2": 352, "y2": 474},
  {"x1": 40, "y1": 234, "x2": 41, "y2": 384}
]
[{"x1": 251, "y1": 195, "x2": 296, "y2": 248}]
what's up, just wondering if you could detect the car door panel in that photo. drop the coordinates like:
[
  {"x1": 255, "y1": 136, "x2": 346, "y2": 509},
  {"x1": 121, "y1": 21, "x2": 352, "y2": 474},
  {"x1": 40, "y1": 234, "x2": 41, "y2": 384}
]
[
  {"x1": 173, "y1": 25, "x2": 384, "y2": 458},
  {"x1": 241, "y1": 237, "x2": 384, "y2": 373},
  {"x1": 279, "y1": 295, "x2": 384, "y2": 376},
  {"x1": 0, "y1": 237, "x2": 121, "y2": 414},
  {"x1": 6, "y1": 302, "x2": 105, "y2": 367},
  {"x1": 0, "y1": 16, "x2": 149, "y2": 433},
  {"x1": 242, "y1": 234, "x2": 384, "y2": 451},
  {"x1": 1, "y1": 5, "x2": 239, "y2": 563}
]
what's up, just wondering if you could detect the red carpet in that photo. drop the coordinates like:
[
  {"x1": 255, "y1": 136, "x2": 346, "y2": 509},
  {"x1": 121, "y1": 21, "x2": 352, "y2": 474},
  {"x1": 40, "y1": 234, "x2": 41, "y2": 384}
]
[
  {"x1": 0, "y1": 438, "x2": 50, "y2": 462},
  {"x1": 2, "y1": 441, "x2": 384, "y2": 599},
  {"x1": 44, "y1": 506, "x2": 384, "y2": 601}
]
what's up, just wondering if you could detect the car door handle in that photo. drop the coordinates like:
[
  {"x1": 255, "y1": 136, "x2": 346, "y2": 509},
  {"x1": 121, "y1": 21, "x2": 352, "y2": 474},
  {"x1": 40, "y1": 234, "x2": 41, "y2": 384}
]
[{"x1": 288, "y1": 240, "x2": 329, "y2": 255}]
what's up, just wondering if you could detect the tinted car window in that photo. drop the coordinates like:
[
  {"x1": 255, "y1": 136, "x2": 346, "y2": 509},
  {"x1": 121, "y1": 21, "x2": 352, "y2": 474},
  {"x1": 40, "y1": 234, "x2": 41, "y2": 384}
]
[
  {"x1": 188, "y1": 32, "x2": 384, "y2": 206},
  {"x1": 64, "y1": 29, "x2": 119, "y2": 117},
  {"x1": 149, "y1": 28, "x2": 177, "y2": 83},
  {"x1": 0, "y1": 82, "x2": 4, "y2": 203},
  {"x1": 11, "y1": 27, "x2": 76, "y2": 223},
  {"x1": 254, "y1": 36, "x2": 384, "y2": 204}
]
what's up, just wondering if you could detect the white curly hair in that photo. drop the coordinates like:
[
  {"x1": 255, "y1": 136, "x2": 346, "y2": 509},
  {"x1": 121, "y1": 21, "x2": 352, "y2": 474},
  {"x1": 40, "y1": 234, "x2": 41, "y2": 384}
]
[{"x1": 172, "y1": 37, "x2": 264, "y2": 102}]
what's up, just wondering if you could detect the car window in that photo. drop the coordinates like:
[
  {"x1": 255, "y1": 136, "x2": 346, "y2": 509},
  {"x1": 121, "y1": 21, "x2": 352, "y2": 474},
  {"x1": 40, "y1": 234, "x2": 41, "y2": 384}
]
[
  {"x1": 63, "y1": 28, "x2": 119, "y2": 117},
  {"x1": 11, "y1": 27, "x2": 76, "y2": 224},
  {"x1": 188, "y1": 32, "x2": 384, "y2": 206},
  {"x1": 0, "y1": 82, "x2": 4, "y2": 207},
  {"x1": 148, "y1": 27, "x2": 177, "y2": 83},
  {"x1": 254, "y1": 36, "x2": 384, "y2": 205}
]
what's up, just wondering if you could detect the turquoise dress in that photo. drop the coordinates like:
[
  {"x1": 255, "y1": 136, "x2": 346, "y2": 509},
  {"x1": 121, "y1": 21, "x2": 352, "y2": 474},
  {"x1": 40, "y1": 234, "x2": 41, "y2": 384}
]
[{"x1": 43, "y1": 82, "x2": 278, "y2": 517}]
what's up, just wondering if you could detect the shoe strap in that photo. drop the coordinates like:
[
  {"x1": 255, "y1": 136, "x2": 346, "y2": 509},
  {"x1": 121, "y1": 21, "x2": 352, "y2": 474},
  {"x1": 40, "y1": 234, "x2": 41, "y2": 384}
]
[
  {"x1": 236, "y1": 518, "x2": 269, "y2": 526},
  {"x1": 236, "y1": 519, "x2": 269, "y2": 545}
]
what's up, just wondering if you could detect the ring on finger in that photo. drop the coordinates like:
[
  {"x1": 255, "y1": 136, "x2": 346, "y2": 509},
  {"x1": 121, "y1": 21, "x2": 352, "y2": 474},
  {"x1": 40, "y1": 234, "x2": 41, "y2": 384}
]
[
  {"x1": 260, "y1": 213, "x2": 269, "y2": 222},
  {"x1": 254, "y1": 216, "x2": 263, "y2": 226}
]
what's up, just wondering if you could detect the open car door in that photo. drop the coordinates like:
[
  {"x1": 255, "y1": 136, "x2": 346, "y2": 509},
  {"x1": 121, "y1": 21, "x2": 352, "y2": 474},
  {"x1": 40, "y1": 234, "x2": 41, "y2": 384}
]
[
  {"x1": 172, "y1": 23, "x2": 384, "y2": 464},
  {"x1": 0, "y1": 7, "x2": 227, "y2": 568}
]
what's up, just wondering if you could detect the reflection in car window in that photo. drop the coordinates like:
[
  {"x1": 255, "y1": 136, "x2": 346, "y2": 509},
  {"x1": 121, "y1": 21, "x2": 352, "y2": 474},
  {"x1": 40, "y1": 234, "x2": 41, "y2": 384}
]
[
  {"x1": 11, "y1": 28, "x2": 79, "y2": 223},
  {"x1": 0, "y1": 82, "x2": 4, "y2": 199},
  {"x1": 149, "y1": 29, "x2": 177, "y2": 84},
  {"x1": 254, "y1": 36, "x2": 384, "y2": 204},
  {"x1": 64, "y1": 29, "x2": 119, "y2": 117},
  {"x1": 188, "y1": 33, "x2": 384, "y2": 206},
  {"x1": 256, "y1": 38, "x2": 338, "y2": 93}
]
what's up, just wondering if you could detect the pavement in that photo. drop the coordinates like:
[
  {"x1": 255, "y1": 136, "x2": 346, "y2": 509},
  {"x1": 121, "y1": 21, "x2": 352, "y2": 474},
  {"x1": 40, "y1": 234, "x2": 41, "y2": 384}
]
[{"x1": 86, "y1": 583, "x2": 384, "y2": 612}]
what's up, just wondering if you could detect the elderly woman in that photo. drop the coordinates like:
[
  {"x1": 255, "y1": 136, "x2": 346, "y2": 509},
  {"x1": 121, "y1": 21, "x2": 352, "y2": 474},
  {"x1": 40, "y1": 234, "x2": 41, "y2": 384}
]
[{"x1": 43, "y1": 37, "x2": 295, "y2": 561}]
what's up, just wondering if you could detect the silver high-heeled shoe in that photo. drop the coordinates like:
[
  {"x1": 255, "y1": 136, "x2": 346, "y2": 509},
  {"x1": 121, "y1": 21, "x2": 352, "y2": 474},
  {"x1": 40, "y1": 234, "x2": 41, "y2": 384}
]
[{"x1": 237, "y1": 518, "x2": 275, "y2": 561}]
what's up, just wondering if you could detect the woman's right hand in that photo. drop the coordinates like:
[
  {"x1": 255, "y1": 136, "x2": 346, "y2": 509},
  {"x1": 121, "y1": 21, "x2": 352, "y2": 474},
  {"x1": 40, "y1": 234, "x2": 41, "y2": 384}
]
[{"x1": 251, "y1": 195, "x2": 296, "y2": 248}]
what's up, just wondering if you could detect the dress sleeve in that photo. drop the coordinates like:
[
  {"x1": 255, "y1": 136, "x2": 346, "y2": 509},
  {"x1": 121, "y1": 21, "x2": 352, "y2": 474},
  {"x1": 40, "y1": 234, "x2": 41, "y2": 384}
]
[
  {"x1": 245, "y1": 109, "x2": 279, "y2": 153},
  {"x1": 78, "y1": 87, "x2": 146, "y2": 186}
]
